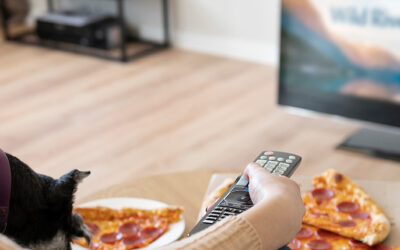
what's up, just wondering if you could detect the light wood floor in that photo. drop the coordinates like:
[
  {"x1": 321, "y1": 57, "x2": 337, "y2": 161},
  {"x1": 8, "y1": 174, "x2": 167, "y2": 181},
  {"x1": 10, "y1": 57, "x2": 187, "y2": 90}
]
[{"x1": 1, "y1": 42, "x2": 399, "y2": 201}]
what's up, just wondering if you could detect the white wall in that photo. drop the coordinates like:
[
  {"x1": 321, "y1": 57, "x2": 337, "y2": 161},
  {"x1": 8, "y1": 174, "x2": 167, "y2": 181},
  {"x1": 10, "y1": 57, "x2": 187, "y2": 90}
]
[
  {"x1": 170, "y1": 0, "x2": 280, "y2": 65},
  {"x1": 31, "y1": 0, "x2": 280, "y2": 65}
]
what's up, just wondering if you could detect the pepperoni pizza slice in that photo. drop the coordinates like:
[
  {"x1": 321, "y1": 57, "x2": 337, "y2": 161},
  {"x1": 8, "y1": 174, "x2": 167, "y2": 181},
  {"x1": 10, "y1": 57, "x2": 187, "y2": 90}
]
[
  {"x1": 302, "y1": 169, "x2": 391, "y2": 246},
  {"x1": 73, "y1": 206, "x2": 183, "y2": 250},
  {"x1": 289, "y1": 224, "x2": 399, "y2": 250}
]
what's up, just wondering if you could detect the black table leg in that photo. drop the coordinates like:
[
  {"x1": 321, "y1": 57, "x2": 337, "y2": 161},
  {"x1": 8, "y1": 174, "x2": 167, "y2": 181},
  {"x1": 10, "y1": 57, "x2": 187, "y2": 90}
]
[
  {"x1": 117, "y1": 0, "x2": 127, "y2": 62},
  {"x1": 47, "y1": 0, "x2": 54, "y2": 12},
  {"x1": 162, "y1": 0, "x2": 170, "y2": 47},
  {"x1": 0, "y1": 0, "x2": 9, "y2": 40}
]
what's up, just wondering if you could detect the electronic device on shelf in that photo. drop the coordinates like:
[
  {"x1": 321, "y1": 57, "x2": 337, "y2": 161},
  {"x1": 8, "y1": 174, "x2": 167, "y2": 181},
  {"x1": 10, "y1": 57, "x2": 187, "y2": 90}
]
[
  {"x1": 36, "y1": 11, "x2": 121, "y2": 49},
  {"x1": 188, "y1": 151, "x2": 301, "y2": 250},
  {"x1": 278, "y1": 0, "x2": 400, "y2": 162}
]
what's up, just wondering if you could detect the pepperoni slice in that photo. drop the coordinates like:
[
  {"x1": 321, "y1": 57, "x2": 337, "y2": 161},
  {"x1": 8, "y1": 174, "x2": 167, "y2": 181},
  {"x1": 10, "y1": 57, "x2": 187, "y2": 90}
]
[
  {"x1": 349, "y1": 239, "x2": 370, "y2": 248},
  {"x1": 289, "y1": 239, "x2": 301, "y2": 250},
  {"x1": 305, "y1": 239, "x2": 332, "y2": 250},
  {"x1": 311, "y1": 188, "x2": 334, "y2": 202},
  {"x1": 350, "y1": 211, "x2": 370, "y2": 220},
  {"x1": 85, "y1": 223, "x2": 100, "y2": 235},
  {"x1": 336, "y1": 201, "x2": 359, "y2": 213},
  {"x1": 336, "y1": 220, "x2": 356, "y2": 227},
  {"x1": 372, "y1": 244, "x2": 392, "y2": 250},
  {"x1": 119, "y1": 222, "x2": 141, "y2": 236},
  {"x1": 99, "y1": 232, "x2": 123, "y2": 244},
  {"x1": 140, "y1": 226, "x2": 165, "y2": 240},
  {"x1": 334, "y1": 173, "x2": 343, "y2": 183},
  {"x1": 122, "y1": 235, "x2": 146, "y2": 247},
  {"x1": 295, "y1": 227, "x2": 313, "y2": 239},
  {"x1": 316, "y1": 229, "x2": 339, "y2": 239}
]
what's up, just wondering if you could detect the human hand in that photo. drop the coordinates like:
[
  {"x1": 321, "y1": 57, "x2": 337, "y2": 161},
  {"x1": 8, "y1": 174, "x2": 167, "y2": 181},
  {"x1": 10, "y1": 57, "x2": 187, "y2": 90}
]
[
  {"x1": 240, "y1": 163, "x2": 305, "y2": 250},
  {"x1": 243, "y1": 162, "x2": 302, "y2": 205}
]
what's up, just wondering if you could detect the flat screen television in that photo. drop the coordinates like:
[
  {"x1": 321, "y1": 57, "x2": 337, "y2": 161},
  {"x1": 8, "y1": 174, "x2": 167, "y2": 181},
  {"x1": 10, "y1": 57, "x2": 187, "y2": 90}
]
[{"x1": 278, "y1": 0, "x2": 400, "y2": 161}]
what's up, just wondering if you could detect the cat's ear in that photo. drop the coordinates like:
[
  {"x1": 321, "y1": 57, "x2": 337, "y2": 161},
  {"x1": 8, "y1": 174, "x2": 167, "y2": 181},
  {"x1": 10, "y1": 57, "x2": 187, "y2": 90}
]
[
  {"x1": 53, "y1": 169, "x2": 90, "y2": 196},
  {"x1": 68, "y1": 169, "x2": 91, "y2": 183}
]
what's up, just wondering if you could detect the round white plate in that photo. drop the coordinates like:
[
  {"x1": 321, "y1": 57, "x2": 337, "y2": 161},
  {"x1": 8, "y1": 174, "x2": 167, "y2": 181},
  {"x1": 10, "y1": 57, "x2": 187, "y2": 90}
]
[{"x1": 72, "y1": 197, "x2": 185, "y2": 249}]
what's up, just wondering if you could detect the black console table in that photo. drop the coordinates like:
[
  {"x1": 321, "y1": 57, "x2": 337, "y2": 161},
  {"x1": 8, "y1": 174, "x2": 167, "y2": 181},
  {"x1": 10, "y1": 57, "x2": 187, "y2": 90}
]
[{"x1": 0, "y1": 0, "x2": 170, "y2": 62}]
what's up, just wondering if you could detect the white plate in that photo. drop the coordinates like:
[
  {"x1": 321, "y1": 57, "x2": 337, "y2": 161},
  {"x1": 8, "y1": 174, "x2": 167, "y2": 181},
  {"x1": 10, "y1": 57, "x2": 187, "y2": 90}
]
[{"x1": 72, "y1": 197, "x2": 185, "y2": 249}]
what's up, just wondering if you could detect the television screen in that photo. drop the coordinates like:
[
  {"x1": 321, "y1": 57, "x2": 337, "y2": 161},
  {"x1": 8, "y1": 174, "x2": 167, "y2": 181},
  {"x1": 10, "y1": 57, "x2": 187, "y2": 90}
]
[{"x1": 279, "y1": 0, "x2": 400, "y2": 127}]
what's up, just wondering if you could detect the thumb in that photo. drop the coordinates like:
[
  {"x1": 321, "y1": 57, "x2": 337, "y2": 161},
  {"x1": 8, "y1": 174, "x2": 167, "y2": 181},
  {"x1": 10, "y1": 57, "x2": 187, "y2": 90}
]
[{"x1": 243, "y1": 162, "x2": 264, "y2": 180}]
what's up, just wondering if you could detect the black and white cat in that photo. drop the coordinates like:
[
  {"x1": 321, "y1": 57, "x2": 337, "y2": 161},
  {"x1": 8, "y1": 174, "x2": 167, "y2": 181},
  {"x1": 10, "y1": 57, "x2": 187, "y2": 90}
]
[{"x1": 2, "y1": 152, "x2": 91, "y2": 250}]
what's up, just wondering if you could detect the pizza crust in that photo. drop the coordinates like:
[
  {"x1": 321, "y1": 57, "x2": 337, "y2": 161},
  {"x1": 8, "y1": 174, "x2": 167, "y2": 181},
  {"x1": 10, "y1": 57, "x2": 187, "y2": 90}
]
[{"x1": 363, "y1": 213, "x2": 391, "y2": 245}]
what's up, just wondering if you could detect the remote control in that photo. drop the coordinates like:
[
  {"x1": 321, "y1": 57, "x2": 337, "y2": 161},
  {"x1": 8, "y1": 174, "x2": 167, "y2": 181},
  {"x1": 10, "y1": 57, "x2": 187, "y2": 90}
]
[{"x1": 188, "y1": 151, "x2": 301, "y2": 237}]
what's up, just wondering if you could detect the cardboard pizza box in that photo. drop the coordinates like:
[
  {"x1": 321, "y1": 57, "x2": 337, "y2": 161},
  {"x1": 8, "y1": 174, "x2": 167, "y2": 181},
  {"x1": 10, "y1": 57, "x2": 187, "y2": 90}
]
[{"x1": 199, "y1": 173, "x2": 400, "y2": 245}]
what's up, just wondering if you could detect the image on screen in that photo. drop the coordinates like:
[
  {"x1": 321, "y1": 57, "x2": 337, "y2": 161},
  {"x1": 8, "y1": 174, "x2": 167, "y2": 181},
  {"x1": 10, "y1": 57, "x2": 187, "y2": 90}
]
[{"x1": 280, "y1": 0, "x2": 400, "y2": 104}]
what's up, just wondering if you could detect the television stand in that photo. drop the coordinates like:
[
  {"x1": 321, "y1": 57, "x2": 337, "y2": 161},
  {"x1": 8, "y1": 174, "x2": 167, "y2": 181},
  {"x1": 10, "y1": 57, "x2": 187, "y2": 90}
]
[
  {"x1": 338, "y1": 126, "x2": 400, "y2": 162},
  {"x1": 0, "y1": 0, "x2": 170, "y2": 62}
]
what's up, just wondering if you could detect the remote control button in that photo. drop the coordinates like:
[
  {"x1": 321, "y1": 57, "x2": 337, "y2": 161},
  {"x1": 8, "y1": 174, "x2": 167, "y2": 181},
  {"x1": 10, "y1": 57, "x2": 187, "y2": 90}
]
[
  {"x1": 276, "y1": 166, "x2": 288, "y2": 171},
  {"x1": 265, "y1": 166, "x2": 275, "y2": 172},
  {"x1": 276, "y1": 168, "x2": 286, "y2": 173},
  {"x1": 233, "y1": 186, "x2": 247, "y2": 192},
  {"x1": 278, "y1": 163, "x2": 290, "y2": 169},
  {"x1": 215, "y1": 207, "x2": 223, "y2": 211},
  {"x1": 208, "y1": 215, "x2": 219, "y2": 220},
  {"x1": 265, "y1": 164, "x2": 275, "y2": 169},
  {"x1": 289, "y1": 155, "x2": 296, "y2": 160},
  {"x1": 225, "y1": 208, "x2": 233, "y2": 212},
  {"x1": 224, "y1": 211, "x2": 235, "y2": 215},
  {"x1": 268, "y1": 161, "x2": 278, "y2": 166},
  {"x1": 269, "y1": 156, "x2": 276, "y2": 160},
  {"x1": 210, "y1": 214, "x2": 221, "y2": 219},
  {"x1": 233, "y1": 209, "x2": 243, "y2": 213},
  {"x1": 240, "y1": 204, "x2": 253, "y2": 209},
  {"x1": 277, "y1": 157, "x2": 284, "y2": 162},
  {"x1": 259, "y1": 156, "x2": 268, "y2": 160},
  {"x1": 210, "y1": 212, "x2": 221, "y2": 216},
  {"x1": 203, "y1": 220, "x2": 215, "y2": 224},
  {"x1": 226, "y1": 202, "x2": 242, "y2": 209},
  {"x1": 237, "y1": 195, "x2": 251, "y2": 202},
  {"x1": 224, "y1": 212, "x2": 236, "y2": 216},
  {"x1": 286, "y1": 159, "x2": 293, "y2": 164},
  {"x1": 255, "y1": 160, "x2": 267, "y2": 166},
  {"x1": 236, "y1": 176, "x2": 249, "y2": 186},
  {"x1": 278, "y1": 166, "x2": 287, "y2": 171},
  {"x1": 273, "y1": 168, "x2": 285, "y2": 173},
  {"x1": 264, "y1": 151, "x2": 274, "y2": 156}
]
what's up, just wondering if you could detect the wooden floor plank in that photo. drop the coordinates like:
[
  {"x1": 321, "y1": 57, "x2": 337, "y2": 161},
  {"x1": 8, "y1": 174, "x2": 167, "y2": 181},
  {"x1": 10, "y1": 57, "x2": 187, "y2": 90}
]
[{"x1": 0, "y1": 42, "x2": 399, "y2": 200}]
